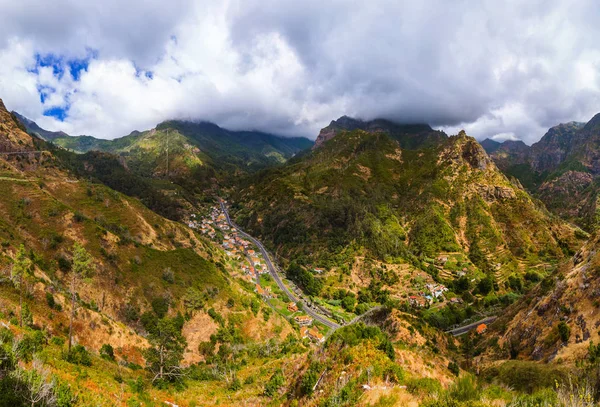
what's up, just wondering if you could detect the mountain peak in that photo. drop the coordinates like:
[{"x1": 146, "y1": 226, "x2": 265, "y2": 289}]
[
  {"x1": 480, "y1": 138, "x2": 502, "y2": 154},
  {"x1": 314, "y1": 116, "x2": 444, "y2": 149},
  {"x1": 582, "y1": 112, "x2": 600, "y2": 133}
]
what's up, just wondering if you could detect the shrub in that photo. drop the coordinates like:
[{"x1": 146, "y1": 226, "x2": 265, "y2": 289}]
[
  {"x1": 448, "y1": 361, "x2": 460, "y2": 376},
  {"x1": 65, "y1": 345, "x2": 92, "y2": 366},
  {"x1": 448, "y1": 375, "x2": 479, "y2": 402},
  {"x1": 51, "y1": 336, "x2": 65, "y2": 346},
  {"x1": 162, "y1": 268, "x2": 175, "y2": 284},
  {"x1": 406, "y1": 377, "x2": 442, "y2": 396},
  {"x1": 151, "y1": 297, "x2": 169, "y2": 318},
  {"x1": 100, "y1": 344, "x2": 115, "y2": 361},
  {"x1": 558, "y1": 322, "x2": 571, "y2": 343},
  {"x1": 264, "y1": 369, "x2": 285, "y2": 397}
]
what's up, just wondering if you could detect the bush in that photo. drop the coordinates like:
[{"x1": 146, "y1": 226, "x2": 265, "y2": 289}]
[
  {"x1": 65, "y1": 345, "x2": 92, "y2": 366},
  {"x1": 264, "y1": 369, "x2": 285, "y2": 397},
  {"x1": 100, "y1": 344, "x2": 115, "y2": 361},
  {"x1": 151, "y1": 297, "x2": 169, "y2": 318},
  {"x1": 300, "y1": 368, "x2": 319, "y2": 396},
  {"x1": 448, "y1": 375, "x2": 479, "y2": 402},
  {"x1": 486, "y1": 360, "x2": 566, "y2": 393},
  {"x1": 448, "y1": 361, "x2": 460, "y2": 376},
  {"x1": 406, "y1": 377, "x2": 442, "y2": 396},
  {"x1": 558, "y1": 322, "x2": 571, "y2": 343},
  {"x1": 51, "y1": 336, "x2": 65, "y2": 346}
]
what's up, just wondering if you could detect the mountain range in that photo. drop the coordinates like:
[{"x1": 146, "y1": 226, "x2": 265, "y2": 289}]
[
  {"x1": 481, "y1": 115, "x2": 600, "y2": 231},
  {"x1": 5, "y1": 98, "x2": 600, "y2": 405}
]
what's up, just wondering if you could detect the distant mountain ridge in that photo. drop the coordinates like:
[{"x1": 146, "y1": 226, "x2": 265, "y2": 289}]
[
  {"x1": 314, "y1": 115, "x2": 447, "y2": 150},
  {"x1": 479, "y1": 118, "x2": 600, "y2": 230},
  {"x1": 14, "y1": 114, "x2": 313, "y2": 179}
]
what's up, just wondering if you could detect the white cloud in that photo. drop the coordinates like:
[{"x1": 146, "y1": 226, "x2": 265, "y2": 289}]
[{"x1": 0, "y1": 0, "x2": 599, "y2": 142}]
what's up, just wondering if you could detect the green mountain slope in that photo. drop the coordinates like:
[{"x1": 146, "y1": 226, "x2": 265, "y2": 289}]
[
  {"x1": 0, "y1": 98, "x2": 303, "y2": 405},
  {"x1": 15, "y1": 115, "x2": 312, "y2": 179},
  {"x1": 232, "y1": 126, "x2": 584, "y2": 294}
]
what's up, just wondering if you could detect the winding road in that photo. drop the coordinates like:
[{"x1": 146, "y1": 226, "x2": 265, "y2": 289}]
[{"x1": 219, "y1": 199, "x2": 341, "y2": 329}]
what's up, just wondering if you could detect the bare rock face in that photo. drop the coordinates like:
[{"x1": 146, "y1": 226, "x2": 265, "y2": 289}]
[
  {"x1": 314, "y1": 116, "x2": 364, "y2": 149},
  {"x1": 441, "y1": 130, "x2": 494, "y2": 171},
  {"x1": 529, "y1": 122, "x2": 584, "y2": 172}
]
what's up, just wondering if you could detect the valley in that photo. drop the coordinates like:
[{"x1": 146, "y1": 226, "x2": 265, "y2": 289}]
[{"x1": 1, "y1": 100, "x2": 600, "y2": 407}]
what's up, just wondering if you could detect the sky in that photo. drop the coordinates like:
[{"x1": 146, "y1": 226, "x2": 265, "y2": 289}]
[{"x1": 0, "y1": 0, "x2": 599, "y2": 143}]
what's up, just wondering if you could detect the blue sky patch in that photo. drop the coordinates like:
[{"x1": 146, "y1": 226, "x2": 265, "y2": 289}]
[{"x1": 43, "y1": 106, "x2": 68, "y2": 121}]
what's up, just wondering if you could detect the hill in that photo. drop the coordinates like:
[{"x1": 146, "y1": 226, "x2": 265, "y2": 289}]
[
  {"x1": 0, "y1": 98, "x2": 304, "y2": 405},
  {"x1": 314, "y1": 115, "x2": 447, "y2": 150},
  {"x1": 231, "y1": 121, "x2": 584, "y2": 315}
]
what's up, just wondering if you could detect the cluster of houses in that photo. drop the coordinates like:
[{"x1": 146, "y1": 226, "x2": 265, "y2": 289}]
[
  {"x1": 408, "y1": 283, "x2": 449, "y2": 308},
  {"x1": 191, "y1": 206, "x2": 326, "y2": 345},
  {"x1": 194, "y1": 206, "x2": 270, "y2": 283}
]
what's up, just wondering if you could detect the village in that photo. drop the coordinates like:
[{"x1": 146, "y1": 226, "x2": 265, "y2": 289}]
[{"x1": 187, "y1": 205, "x2": 326, "y2": 344}]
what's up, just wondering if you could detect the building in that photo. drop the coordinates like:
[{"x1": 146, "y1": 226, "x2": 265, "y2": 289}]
[
  {"x1": 287, "y1": 302, "x2": 299, "y2": 313},
  {"x1": 476, "y1": 324, "x2": 487, "y2": 335},
  {"x1": 426, "y1": 283, "x2": 448, "y2": 299},
  {"x1": 295, "y1": 315, "x2": 313, "y2": 326},
  {"x1": 307, "y1": 327, "x2": 325, "y2": 343},
  {"x1": 409, "y1": 296, "x2": 427, "y2": 308},
  {"x1": 300, "y1": 326, "x2": 309, "y2": 339},
  {"x1": 255, "y1": 284, "x2": 272, "y2": 299},
  {"x1": 313, "y1": 268, "x2": 325, "y2": 274}
]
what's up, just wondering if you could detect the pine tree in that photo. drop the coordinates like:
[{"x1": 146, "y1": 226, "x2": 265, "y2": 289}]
[
  {"x1": 11, "y1": 244, "x2": 32, "y2": 327},
  {"x1": 68, "y1": 243, "x2": 95, "y2": 353},
  {"x1": 144, "y1": 318, "x2": 187, "y2": 384}
]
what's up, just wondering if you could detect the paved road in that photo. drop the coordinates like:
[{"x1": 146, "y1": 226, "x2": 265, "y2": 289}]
[
  {"x1": 219, "y1": 199, "x2": 341, "y2": 329},
  {"x1": 445, "y1": 316, "x2": 497, "y2": 336}
]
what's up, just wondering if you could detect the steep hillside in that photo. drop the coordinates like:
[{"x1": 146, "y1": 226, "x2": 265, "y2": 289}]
[
  {"x1": 483, "y1": 231, "x2": 600, "y2": 364},
  {"x1": 0, "y1": 98, "x2": 301, "y2": 405},
  {"x1": 233, "y1": 125, "x2": 583, "y2": 306}
]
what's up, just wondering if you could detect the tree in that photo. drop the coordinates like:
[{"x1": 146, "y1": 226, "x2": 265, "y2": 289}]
[
  {"x1": 68, "y1": 243, "x2": 95, "y2": 353},
  {"x1": 477, "y1": 276, "x2": 494, "y2": 295},
  {"x1": 11, "y1": 244, "x2": 32, "y2": 327},
  {"x1": 558, "y1": 322, "x2": 571, "y2": 343},
  {"x1": 144, "y1": 318, "x2": 187, "y2": 384},
  {"x1": 100, "y1": 344, "x2": 115, "y2": 361}
]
